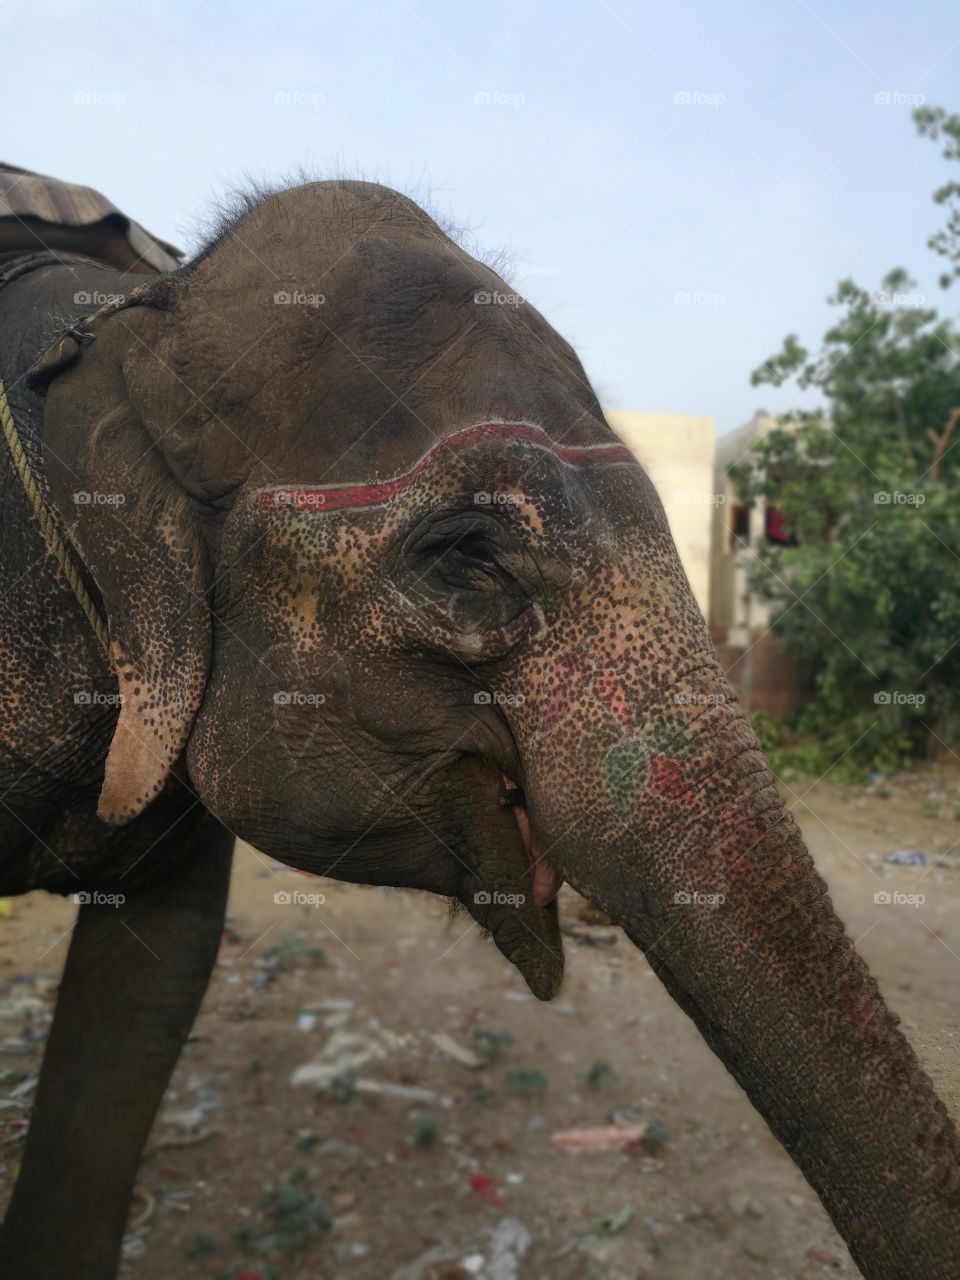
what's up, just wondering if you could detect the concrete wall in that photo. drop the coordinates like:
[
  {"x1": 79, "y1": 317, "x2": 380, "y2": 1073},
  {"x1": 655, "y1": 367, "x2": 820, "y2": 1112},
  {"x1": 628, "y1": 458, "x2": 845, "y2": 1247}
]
[
  {"x1": 714, "y1": 633, "x2": 801, "y2": 721},
  {"x1": 605, "y1": 410, "x2": 716, "y2": 618},
  {"x1": 709, "y1": 411, "x2": 803, "y2": 717},
  {"x1": 710, "y1": 411, "x2": 781, "y2": 645}
]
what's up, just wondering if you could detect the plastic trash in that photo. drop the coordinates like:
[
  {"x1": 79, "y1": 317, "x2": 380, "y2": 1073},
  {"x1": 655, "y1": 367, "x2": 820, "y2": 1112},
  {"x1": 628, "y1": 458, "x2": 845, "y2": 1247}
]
[
  {"x1": 587, "y1": 1205, "x2": 634, "y2": 1236},
  {"x1": 487, "y1": 1217, "x2": 532, "y2": 1280},
  {"x1": 552, "y1": 1119, "x2": 669, "y2": 1153},
  {"x1": 469, "y1": 1172, "x2": 505, "y2": 1207},
  {"x1": 429, "y1": 1031, "x2": 484, "y2": 1069}
]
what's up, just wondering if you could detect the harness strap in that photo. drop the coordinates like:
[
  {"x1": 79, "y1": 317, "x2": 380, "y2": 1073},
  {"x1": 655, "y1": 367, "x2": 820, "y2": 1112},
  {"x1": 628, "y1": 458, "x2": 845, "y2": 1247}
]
[{"x1": 0, "y1": 369, "x2": 111, "y2": 658}]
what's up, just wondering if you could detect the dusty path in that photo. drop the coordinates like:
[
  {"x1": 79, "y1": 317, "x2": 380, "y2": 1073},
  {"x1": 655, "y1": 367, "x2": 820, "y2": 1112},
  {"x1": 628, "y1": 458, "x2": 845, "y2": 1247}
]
[{"x1": 1, "y1": 766, "x2": 957, "y2": 1279}]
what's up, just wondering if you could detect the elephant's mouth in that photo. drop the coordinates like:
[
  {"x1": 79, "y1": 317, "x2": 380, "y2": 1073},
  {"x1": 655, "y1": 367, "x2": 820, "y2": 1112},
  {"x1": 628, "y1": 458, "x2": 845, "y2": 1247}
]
[
  {"x1": 500, "y1": 774, "x2": 563, "y2": 908},
  {"x1": 450, "y1": 757, "x2": 564, "y2": 1000}
]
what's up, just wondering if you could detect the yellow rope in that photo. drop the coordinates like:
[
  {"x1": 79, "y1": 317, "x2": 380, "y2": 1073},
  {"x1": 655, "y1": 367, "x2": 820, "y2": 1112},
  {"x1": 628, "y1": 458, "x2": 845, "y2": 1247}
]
[{"x1": 0, "y1": 370, "x2": 111, "y2": 658}]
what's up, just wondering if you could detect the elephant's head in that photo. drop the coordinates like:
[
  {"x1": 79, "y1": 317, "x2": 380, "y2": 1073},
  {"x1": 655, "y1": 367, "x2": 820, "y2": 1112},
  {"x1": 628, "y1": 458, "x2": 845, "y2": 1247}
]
[{"x1": 37, "y1": 182, "x2": 960, "y2": 1277}]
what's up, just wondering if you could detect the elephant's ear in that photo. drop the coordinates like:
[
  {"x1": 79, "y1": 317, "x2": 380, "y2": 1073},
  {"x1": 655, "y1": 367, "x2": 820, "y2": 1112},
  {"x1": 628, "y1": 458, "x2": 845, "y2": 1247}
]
[{"x1": 32, "y1": 281, "x2": 211, "y2": 825}]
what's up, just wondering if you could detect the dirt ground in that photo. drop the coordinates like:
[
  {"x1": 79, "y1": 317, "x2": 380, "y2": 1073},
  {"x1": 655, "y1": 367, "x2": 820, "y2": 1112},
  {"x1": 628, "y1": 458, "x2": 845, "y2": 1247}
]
[{"x1": 1, "y1": 767, "x2": 958, "y2": 1280}]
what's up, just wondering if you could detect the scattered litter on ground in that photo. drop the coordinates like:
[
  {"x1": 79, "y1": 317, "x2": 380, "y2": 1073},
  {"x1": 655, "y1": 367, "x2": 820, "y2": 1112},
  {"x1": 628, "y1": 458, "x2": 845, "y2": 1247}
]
[
  {"x1": 548, "y1": 1000, "x2": 578, "y2": 1015},
  {"x1": 306, "y1": 997, "x2": 355, "y2": 1013},
  {"x1": 258, "y1": 932, "x2": 328, "y2": 974},
  {"x1": 204, "y1": 1174, "x2": 332, "y2": 1274},
  {"x1": 357, "y1": 1078, "x2": 452, "y2": 1106},
  {"x1": 290, "y1": 1018, "x2": 415, "y2": 1089},
  {"x1": 160, "y1": 1106, "x2": 208, "y2": 1134},
  {"x1": 469, "y1": 1172, "x2": 505, "y2": 1207},
  {"x1": 429, "y1": 1031, "x2": 484, "y2": 1069},
  {"x1": 486, "y1": 1217, "x2": 532, "y2": 1279},
  {"x1": 728, "y1": 1193, "x2": 766, "y2": 1218},
  {"x1": 0, "y1": 991, "x2": 51, "y2": 1025},
  {"x1": 350, "y1": 1078, "x2": 453, "y2": 1107},
  {"x1": 639, "y1": 1118, "x2": 671, "y2": 1153},
  {"x1": 504, "y1": 1068, "x2": 547, "y2": 1095},
  {"x1": 885, "y1": 851, "x2": 927, "y2": 865},
  {"x1": 2, "y1": 789, "x2": 943, "y2": 1277},
  {"x1": 5, "y1": 1072, "x2": 37, "y2": 1100},
  {"x1": 390, "y1": 1243, "x2": 461, "y2": 1280},
  {"x1": 471, "y1": 1027, "x2": 514, "y2": 1062},
  {"x1": 143, "y1": 1125, "x2": 220, "y2": 1161},
  {"x1": 552, "y1": 1116, "x2": 670, "y2": 1155},
  {"x1": 185, "y1": 1234, "x2": 221, "y2": 1257},
  {"x1": 119, "y1": 1234, "x2": 147, "y2": 1261},
  {"x1": 608, "y1": 1103, "x2": 658, "y2": 1126},
  {"x1": 128, "y1": 1185, "x2": 155, "y2": 1230},
  {"x1": 584, "y1": 1060, "x2": 617, "y2": 1088},
  {"x1": 411, "y1": 1115, "x2": 438, "y2": 1148},
  {"x1": 552, "y1": 1122, "x2": 647, "y2": 1152},
  {"x1": 322, "y1": 1072, "x2": 359, "y2": 1102},
  {"x1": 586, "y1": 1204, "x2": 634, "y2": 1236}
]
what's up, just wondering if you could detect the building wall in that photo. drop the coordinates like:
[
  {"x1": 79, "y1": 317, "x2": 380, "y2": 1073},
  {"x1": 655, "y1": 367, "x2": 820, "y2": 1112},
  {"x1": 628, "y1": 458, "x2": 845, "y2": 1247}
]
[
  {"x1": 709, "y1": 411, "x2": 803, "y2": 717},
  {"x1": 605, "y1": 410, "x2": 716, "y2": 617},
  {"x1": 714, "y1": 633, "x2": 801, "y2": 722},
  {"x1": 710, "y1": 410, "x2": 781, "y2": 645}
]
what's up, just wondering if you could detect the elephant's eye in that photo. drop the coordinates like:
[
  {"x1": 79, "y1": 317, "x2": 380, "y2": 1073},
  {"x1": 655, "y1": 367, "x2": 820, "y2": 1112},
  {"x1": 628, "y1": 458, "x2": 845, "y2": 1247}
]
[
  {"x1": 452, "y1": 529, "x2": 497, "y2": 568},
  {"x1": 401, "y1": 511, "x2": 532, "y2": 634}
]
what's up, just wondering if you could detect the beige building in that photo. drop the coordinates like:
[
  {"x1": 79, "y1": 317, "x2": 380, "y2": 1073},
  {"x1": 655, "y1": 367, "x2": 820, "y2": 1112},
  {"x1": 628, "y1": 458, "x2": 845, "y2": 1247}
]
[
  {"x1": 708, "y1": 411, "x2": 801, "y2": 717},
  {"x1": 709, "y1": 410, "x2": 784, "y2": 646},
  {"x1": 605, "y1": 410, "x2": 716, "y2": 617}
]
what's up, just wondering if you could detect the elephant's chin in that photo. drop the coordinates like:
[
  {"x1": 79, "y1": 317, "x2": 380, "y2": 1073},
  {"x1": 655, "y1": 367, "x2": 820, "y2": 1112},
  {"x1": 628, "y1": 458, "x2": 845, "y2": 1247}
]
[
  {"x1": 463, "y1": 889, "x2": 565, "y2": 1000},
  {"x1": 458, "y1": 772, "x2": 565, "y2": 1001}
]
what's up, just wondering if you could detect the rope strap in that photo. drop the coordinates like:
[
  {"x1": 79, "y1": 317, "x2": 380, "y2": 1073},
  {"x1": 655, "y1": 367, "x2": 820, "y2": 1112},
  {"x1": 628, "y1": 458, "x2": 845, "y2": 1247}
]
[{"x1": 0, "y1": 370, "x2": 111, "y2": 658}]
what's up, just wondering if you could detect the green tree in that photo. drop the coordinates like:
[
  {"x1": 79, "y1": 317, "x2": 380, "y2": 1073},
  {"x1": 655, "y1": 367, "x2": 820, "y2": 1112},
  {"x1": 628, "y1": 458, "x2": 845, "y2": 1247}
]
[
  {"x1": 915, "y1": 105, "x2": 960, "y2": 288},
  {"x1": 733, "y1": 266, "x2": 960, "y2": 773}
]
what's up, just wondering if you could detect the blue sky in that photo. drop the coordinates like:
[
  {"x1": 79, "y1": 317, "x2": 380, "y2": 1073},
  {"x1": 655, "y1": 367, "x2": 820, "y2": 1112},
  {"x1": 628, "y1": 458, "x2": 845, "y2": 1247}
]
[{"x1": 4, "y1": 0, "x2": 958, "y2": 433}]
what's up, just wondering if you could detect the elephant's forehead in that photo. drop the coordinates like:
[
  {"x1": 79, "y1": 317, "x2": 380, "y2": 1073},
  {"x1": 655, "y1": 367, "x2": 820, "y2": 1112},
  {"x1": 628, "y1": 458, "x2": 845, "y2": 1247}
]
[{"x1": 252, "y1": 420, "x2": 636, "y2": 521}]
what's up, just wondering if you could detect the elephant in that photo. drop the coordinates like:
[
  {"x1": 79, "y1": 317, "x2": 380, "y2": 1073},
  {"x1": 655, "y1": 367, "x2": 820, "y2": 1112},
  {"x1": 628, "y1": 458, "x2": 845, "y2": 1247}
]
[{"x1": 0, "y1": 179, "x2": 957, "y2": 1280}]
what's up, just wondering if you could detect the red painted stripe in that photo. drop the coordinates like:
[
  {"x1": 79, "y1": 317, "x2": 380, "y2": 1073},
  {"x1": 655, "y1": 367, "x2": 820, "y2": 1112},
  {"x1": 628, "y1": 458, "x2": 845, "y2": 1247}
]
[{"x1": 258, "y1": 420, "x2": 635, "y2": 513}]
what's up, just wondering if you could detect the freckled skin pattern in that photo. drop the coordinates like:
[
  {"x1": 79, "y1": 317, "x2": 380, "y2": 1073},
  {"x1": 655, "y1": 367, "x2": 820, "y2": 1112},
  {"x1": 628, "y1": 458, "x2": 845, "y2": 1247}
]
[{"x1": 0, "y1": 183, "x2": 958, "y2": 1279}]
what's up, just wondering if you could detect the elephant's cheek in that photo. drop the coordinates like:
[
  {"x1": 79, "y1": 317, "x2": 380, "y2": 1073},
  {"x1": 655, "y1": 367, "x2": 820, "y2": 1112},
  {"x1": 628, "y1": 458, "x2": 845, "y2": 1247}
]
[{"x1": 520, "y1": 708, "x2": 632, "y2": 862}]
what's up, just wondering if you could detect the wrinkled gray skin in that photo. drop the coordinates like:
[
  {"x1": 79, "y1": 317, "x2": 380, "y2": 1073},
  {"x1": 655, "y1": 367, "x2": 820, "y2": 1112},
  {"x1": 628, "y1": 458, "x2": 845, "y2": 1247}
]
[{"x1": 0, "y1": 183, "x2": 958, "y2": 1280}]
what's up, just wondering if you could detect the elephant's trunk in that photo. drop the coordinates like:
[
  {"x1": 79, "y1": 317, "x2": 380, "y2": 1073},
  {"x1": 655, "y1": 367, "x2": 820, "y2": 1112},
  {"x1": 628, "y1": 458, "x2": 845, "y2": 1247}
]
[{"x1": 528, "y1": 675, "x2": 960, "y2": 1278}]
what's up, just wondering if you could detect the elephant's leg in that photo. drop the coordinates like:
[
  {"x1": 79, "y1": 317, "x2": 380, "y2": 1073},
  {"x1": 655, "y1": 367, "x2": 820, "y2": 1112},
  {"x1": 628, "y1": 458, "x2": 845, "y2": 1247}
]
[{"x1": 0, "y1": 818, "x2": 233, "y2": 1280}]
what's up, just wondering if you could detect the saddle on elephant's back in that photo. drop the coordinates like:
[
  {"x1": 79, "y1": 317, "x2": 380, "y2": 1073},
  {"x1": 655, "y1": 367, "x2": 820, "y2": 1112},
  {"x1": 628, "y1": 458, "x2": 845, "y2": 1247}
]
[{"x1": 0, "y1": 161, "x2": 182, "y2": 273}]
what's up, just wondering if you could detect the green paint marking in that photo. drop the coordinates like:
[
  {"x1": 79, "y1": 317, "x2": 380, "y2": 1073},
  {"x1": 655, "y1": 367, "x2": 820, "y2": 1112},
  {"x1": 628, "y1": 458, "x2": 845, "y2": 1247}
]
[
  {"x1": 605, "y1": 739, "x2": 650, "y2": 824},
  {"x1": 644, "y1": 712, "x2": 694, "y2": 758}
]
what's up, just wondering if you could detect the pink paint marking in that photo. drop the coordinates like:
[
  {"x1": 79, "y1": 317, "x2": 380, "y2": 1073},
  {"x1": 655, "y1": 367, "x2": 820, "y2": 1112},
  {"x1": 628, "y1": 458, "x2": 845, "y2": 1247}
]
[
  {"x1": 257, "y1": 420, "x2": 635, "y2": 513},
  {"x1": 647, "y1": 754, "x2": 697, "y2": 805}
]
